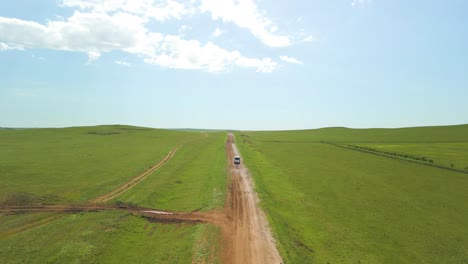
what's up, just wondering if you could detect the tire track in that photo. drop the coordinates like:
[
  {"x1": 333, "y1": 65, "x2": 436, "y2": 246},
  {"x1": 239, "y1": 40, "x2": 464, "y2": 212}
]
[
  {"x1": 0, "y1": 214, "x2": 62, "y2": 240},
  {"x1": 90, "y1": 146, "x2": 179, "y2": 204}
]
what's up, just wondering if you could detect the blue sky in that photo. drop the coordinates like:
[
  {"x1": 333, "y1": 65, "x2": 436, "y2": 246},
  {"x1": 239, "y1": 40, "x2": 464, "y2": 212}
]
[{"x1": 1, "y1": 0, "x2": 467, "y2": 130}]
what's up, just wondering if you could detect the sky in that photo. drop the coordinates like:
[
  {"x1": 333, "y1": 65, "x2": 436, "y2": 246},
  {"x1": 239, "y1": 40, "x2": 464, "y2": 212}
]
[{"x1": 1, "y1": 0, "x2": 467, "y2": 130}]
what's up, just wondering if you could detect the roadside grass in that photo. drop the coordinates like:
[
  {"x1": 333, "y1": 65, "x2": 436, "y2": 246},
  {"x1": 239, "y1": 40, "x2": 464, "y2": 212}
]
[
  {"x1": 192, "y1": 224, "x2": 222, "y2": 264},
  {"x1": 0, "y1": 125, "x2": 196, "y2": 204},
  {"x1": 0, "y1": 211, "x2": 200, "y2": 264},
  {"x1": 114, "y1": 132, "x2": 227, "y2": 211},
  {"x1": 236, "y1": 125, "x2": 468, "y2": 264}
]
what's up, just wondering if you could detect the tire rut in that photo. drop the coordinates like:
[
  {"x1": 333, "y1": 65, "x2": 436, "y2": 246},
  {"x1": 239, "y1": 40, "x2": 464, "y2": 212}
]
[{"x1": 90, "y1": 146, "x2": 180, "y2": 204}]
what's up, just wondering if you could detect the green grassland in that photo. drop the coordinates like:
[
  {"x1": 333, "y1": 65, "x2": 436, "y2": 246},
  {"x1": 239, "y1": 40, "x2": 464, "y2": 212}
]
[
  {"x1": 236, "y1": 124, "x2": 468, "y2": 263},
  {"x1": 255, "y1": 124, "x2": 468, "y2": 143},
  {"x1": 0, "y1": 212, "x2": 59, "y2": 240},
  {"x1": 0, "y1": 126, "x2": 225, "y2": 263},
  {"x1": 115, "y1": 132, "x2": 227, "y2": 211},
  {"x1": 0, "y1": 211, "x2": 204, "y2": 264},
  {"x1": 0, "y1": 125, "x2": 196, "y2": 204}
]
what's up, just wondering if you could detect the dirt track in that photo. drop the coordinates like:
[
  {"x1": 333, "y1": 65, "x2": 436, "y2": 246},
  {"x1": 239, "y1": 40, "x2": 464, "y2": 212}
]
[
  {"x1": 0, "y1": 205, "x2": 226, "y2": 225},
  {"x1": 90, "y1": 147, "x2": 179, "y2": 204},
  {"x1": 0, "y1": 135, "x2": 282, "y2": 263}
]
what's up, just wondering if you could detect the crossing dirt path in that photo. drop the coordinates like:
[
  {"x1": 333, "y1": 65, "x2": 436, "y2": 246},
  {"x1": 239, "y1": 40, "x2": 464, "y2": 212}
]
[
  {"x1": 0, "y1": 205, "x2": 227, "y2": 225},
  {"x1": 0, "y1": 134, "x2": 282, "y2": 263}
]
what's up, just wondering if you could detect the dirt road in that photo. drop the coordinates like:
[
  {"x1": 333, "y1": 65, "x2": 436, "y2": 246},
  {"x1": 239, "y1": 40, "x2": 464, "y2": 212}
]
[{"x1": 224, "y1": 133, "x2": 282, "y2": 264}]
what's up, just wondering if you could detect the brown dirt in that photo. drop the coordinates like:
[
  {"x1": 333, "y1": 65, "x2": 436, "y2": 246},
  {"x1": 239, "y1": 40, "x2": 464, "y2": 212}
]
[
  {"x1": 222, "y1": 133, "x2": 283, "y2": 264},
  {"x1": 0, "y1": 205, "x2": 227, "y2": 226},
  {"x1": 90, "y1": 146, "x2": 179, "y2": 204},
  {"x1": 0, "y1": 135, "x2": 282, "y2": 264}
]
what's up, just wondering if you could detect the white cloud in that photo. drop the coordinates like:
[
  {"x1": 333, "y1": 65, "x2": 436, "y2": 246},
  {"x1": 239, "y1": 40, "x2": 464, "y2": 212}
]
[
  {"x1": 212, "y1": 28, "x2": 225, "y2": 37},
  {"x1": 178, "y1": 25, "x2": 191, "y2": 35},
  {"x1": 0, "y1": 42, "x2": 24, "y2": 51},
  {"x1": 87, "y1": 51, "x2": 101, "y2": 63},
  {"x1": 351, "y1": 0, "x2": 373, "y2": 7},
  {"x1": 0, "y1": 42, "x2": 8, "y2": 50},
  {"x1": 0, "y1": 12, "x2": 276, "y2": 72},
  {"x1": 60, "y1": 0, "x2": 295, "y2": 50},
  {"x1": 0, "y1": 0, "x2": 307, "y2": 72},
  {"x1": 199, "y1": 0, "x2": 291, "y2": 47},
  {"x1": 280, "y1": 56, "x2": 303, "y2": 65},
  {"x1": 31, "y1": 54, "x2": 46, "y2": 61},
  {"x1": 0, "y1": 12, "x2": 151, "y2": 54},
  {"x1": 61, "y1": 0, "x2": 191, "y2": 22},
  {"x1": 145, "y1": 35, "x2": 277, "y2": 72},
  {"x1": 302, "y1": 36, "x2": 314, "y2": 42},
  {"x1": 236, "y1": 56, "x2": 276, "y2": 73},
  {"x1": 115, "y1": 60, "x2": 131, "y2": 67}
]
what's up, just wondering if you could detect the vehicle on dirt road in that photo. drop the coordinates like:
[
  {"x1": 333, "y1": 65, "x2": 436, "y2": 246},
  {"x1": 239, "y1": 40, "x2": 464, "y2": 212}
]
[{"x1": 234, "y1": 156, "x2": 241, "y2": 165}]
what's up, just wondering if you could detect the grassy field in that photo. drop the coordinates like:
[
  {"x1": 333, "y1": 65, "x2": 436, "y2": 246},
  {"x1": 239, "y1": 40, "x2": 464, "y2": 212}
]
[
  {"x1": 3, "y1": 124, "x2": 467, "y2": 263},
  {"x1": 0, "y1": 211, "x2": 206, "y2": 264},
  {"x1": 236, "y1": 124, "x2": 468, "y2": 263},
  {"x1": 0, "y1": 126, "x2": 225, "y2": 263},
  {"x1": 0, "y1": 125, "x2": 196, "y2": 204},
  {"x1": 115, "y1": 132, "x2": 227, "y2": 211},
  {"x1": 253, "y1": 124, "x2": 468, "y2": 143}
]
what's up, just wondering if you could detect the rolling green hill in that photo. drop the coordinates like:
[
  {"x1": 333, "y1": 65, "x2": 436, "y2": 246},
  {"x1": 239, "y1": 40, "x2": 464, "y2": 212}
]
[{"x1": 248, "y1": 124, "x2": 468, "y2": 143}]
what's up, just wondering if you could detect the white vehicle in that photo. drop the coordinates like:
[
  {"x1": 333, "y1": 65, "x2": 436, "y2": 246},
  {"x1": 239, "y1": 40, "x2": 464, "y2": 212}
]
[{"x1": 234, "y1": 156, "x2": 241, "y2": 165}]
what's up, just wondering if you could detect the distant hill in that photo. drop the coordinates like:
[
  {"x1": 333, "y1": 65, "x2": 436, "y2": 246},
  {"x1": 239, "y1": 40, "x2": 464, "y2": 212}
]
[
  {"x1": 2, "y1": 124, "x2": 467, "y2": 141},
  {"x1": 168, "y1": 128, "x2": 228, "y2": 133},
  {"x1": 243, "y1": 124, "x2": 468, "y2": 143}
]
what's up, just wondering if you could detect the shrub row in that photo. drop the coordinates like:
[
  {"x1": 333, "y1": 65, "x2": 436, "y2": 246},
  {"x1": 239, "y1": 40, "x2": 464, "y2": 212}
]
[{"x1": 348, "y1": 145, "x2": 434, "y2": 163}]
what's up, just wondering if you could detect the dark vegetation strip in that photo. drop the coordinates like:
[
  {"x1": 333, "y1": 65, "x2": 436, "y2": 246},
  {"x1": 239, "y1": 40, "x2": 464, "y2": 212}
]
[
  {"x1": 260, "y1": 140, "x2": 468, "y2": 144},
  {"x1": 0, "y1": 205, "x2": 216, "y2": 224},
  {"x1": 323, "y1": 141, "x2": 468, "y2": 174},
  {"x1": 259, "y1": 140, "x2": 322, "y2": 143}
]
